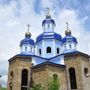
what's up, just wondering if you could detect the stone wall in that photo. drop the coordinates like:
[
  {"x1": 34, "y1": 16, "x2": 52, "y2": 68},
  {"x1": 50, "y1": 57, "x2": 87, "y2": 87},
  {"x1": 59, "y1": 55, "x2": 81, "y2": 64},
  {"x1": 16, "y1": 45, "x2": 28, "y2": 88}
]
[
  {"x1": 32, "y1": 64, "x2": 67, "y2": 90},
  {"x1": 7, "y1": 56, "x2": 32, "y2": 90},
  {"x1": 65, "y1": 53, "x2": 90, "y2": 90}
]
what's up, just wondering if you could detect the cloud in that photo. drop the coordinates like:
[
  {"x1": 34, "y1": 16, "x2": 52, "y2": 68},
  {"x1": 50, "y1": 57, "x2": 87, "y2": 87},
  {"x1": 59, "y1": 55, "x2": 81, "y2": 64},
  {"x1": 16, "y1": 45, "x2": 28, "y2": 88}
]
[{"x1": 0, "y1": 0, "x2": 90, "y2": 87}]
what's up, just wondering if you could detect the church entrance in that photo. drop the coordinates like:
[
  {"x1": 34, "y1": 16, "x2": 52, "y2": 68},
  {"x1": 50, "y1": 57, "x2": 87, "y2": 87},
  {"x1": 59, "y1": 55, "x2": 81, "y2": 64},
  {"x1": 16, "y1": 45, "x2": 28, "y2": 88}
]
[{"x1": 21, "y1": 69, "x2": 28, "y2": 90}]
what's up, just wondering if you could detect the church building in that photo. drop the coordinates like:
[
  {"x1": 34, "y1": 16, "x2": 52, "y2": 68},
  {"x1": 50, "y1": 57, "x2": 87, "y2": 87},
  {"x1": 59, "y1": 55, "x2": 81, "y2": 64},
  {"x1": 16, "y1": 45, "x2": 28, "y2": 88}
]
[{"x1": 7, "y1": 9, "x2": 90, "y2": 90}]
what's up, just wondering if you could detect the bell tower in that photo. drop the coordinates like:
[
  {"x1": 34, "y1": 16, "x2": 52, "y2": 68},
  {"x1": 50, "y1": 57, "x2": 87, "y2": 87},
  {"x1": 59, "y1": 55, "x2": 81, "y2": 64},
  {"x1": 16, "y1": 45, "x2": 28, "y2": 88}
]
[{"x1": 7, "y1": 25, "x2": 34, "y2": 90}]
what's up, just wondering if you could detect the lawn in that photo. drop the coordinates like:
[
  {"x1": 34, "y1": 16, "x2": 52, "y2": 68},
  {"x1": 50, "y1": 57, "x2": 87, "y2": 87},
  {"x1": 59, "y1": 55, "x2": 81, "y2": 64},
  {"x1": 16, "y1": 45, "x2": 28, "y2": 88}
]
[{"x1": 0, "y1": 88, "x2": 6, "y2": 90}]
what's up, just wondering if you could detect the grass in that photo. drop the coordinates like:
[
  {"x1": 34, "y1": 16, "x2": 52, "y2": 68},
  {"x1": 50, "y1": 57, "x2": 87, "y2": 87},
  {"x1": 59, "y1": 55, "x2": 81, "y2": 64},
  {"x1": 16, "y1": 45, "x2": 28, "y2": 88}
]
[{"x1": 0, "y1": 88, "x2": 6, "y2": 90}]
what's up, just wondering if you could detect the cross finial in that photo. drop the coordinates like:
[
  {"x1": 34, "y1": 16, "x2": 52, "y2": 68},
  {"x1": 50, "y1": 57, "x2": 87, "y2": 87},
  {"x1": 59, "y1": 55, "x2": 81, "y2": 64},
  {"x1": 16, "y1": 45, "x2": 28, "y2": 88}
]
[
  {"x1": 27, "y1": 24, "x2": 30, "y2": 32},
  {"x1": 47, "y1": 7, "x2": 50, "y2": 16},
  {"x1": 66, "y1": 22, "x2": 69, "y2": 30}
]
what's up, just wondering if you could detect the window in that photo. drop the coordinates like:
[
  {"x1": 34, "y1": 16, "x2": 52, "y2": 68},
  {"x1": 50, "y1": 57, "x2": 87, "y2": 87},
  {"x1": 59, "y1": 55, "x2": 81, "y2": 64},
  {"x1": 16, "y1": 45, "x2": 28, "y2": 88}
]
[
  {"x1": 53, "y1": 74, "x2": 58, "y2": 80},
  {"x1": 25, "y1": 47, "x2": 27, "y2": 51},
  {"x1": 84, "y1": 67, "x2": 89, "y2": 77},
  {"x1": 69, "y1": 44, "x2": 71, "y2": 49},
  {"x1": 39, "y1": 49, "x2": 41, "y2": 55},
  {"x1": 57, "y1": 48, "x2": 59, "y2": 54},
  {"x1": 69, "y1": 68, "x2": 77, "y2": 89},
  {"x1": 21, "y1": 69, "x2": 28, "y2": 90},
  {"x1": 47, "y1": 47, "x2": 51, "y2": 53},
  {"x1": 10, "y1": 71, "x2": 14, "y2": 80}
]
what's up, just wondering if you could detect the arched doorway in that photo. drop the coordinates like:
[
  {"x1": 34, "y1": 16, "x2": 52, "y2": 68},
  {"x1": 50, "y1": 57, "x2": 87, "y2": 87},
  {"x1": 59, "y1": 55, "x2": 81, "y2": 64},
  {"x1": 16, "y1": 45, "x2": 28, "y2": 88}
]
[
  {"x1": 69, "y1": 68, "x2": 77, "y2": 89},
  {"x1": 21, "y1": 69, "x2": 28, "y2": 90}
]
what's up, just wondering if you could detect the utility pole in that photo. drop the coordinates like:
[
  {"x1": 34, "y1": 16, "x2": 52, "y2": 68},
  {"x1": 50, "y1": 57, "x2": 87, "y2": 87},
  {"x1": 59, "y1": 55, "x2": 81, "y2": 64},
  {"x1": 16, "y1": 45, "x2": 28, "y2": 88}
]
[{"x1": 0, "y1": 75, "x2": 2, "y2": 88}]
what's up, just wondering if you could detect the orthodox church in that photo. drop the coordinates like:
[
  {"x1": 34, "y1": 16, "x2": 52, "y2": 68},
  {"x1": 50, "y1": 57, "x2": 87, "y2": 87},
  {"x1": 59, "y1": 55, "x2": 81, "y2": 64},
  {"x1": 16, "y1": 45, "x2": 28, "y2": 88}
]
[{"x1": 7, "y1": 9, "x2": 90, "y2": 90}]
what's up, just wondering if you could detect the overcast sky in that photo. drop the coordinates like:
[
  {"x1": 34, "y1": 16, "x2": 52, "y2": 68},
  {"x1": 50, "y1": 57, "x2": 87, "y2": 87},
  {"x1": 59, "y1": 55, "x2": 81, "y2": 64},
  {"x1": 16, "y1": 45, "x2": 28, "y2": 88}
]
[{"x1": 0, "y1": 0, "x2": 90, "y2": 87}]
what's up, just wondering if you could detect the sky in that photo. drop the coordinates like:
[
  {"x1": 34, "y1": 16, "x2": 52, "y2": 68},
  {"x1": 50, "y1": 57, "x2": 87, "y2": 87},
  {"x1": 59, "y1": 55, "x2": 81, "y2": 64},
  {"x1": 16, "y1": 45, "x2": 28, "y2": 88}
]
[{"x1": 0, "y1": 0, "x2": 90, "y2": 87}]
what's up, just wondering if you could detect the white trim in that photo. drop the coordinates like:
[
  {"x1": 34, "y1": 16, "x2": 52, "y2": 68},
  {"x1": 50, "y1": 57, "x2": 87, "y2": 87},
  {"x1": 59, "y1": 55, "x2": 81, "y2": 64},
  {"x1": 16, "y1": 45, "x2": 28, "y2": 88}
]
[
  {"x1": 42, "y1": 40, "x2": 45, "y2": 57},
  {"x1": 53, "y1": 39, "x2": 55, "y2": 56}
]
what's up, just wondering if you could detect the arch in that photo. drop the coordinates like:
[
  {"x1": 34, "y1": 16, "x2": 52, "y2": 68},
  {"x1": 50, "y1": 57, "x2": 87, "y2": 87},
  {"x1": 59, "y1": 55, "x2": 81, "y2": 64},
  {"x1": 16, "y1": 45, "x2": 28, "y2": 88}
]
[
  {"x1": 69, "y1": 44, "x2": 71, "y2": 49},
  {"x1": 69, "y1": 68, "x2": 77, "y2": 89},
  {"x1": 47, "y1": 47, "x2": 51, "y2": 53},
  {"x1": 84, "y1": 67, "x2": 89, "y2": 77},
  {"x1": 25, "y1": 47, "x2": 27, "y2": 51},
  {"x1": 21, "y1": 69, "x2": 28, "y2": 90},
  {"x1": 39, "y1": 49, "x2": 41, "y2": 55},
  {"x1": 53, "y1": 74, "x2": 58, "y2": 80},
  {"x1": 57, "y1": 48, "x2": 59, "y2": 54},
  {"x1": 10, "y1": 71, "x2": 14, "y2": 80}
]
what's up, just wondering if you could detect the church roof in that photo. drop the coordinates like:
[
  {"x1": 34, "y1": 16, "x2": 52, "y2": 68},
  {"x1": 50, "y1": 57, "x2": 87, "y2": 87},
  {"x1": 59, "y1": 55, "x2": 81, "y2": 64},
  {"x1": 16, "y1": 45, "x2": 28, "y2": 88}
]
[
  {"x1": 61, "y1": 36, "x2": 77, "y2": 44},
  {"x1": 32, "y1": 61, "x2": 66, "y2": 69},
  {"x1": 20, "y1": 37, "x2": 34, "y2": 46},
  {"x1": 62, "y1": 50, "x2": 90, "y2": 58},
  {"x1": 8, "y1": 50, "x2": 90, "y2": 63},
  {"x1": 36, "y1": 32, "x2": 62, "y2": 43}
]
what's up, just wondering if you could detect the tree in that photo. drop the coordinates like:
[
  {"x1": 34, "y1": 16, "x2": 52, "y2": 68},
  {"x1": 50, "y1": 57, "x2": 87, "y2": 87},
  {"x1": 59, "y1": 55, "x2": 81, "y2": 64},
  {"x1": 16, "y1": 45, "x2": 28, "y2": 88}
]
[{"x1": 48, "y1": 74, "x2": 60, "y2": 90}]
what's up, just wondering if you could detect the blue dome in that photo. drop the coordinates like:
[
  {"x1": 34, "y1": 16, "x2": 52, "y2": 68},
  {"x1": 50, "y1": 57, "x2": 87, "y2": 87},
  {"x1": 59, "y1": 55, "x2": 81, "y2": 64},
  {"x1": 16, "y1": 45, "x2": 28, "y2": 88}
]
[
  {"x1": 36, "y1": 32, "x2": 62, "y2": 43},
  {"x1": 20, "y1": 37, "x2": 34, "y2": 46},
  {"x1": 42, "y1": 19, "x2": 55, "y2": 26},
  {"x1": 61, "y1": 36, "x2": 77, "y2": 44}
]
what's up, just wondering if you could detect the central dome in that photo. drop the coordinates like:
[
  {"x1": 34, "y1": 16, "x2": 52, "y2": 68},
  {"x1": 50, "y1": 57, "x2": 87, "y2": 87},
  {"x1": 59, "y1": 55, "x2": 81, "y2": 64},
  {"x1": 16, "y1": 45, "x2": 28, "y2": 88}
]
[{"x1": 36, "y1": 32, "x2": 62, "y2": 43}]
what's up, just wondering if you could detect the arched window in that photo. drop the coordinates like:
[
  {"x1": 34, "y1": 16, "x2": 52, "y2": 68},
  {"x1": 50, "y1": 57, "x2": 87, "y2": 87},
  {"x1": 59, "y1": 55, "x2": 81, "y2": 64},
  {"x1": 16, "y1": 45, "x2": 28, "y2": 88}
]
[
  {"x1": 21, "y1": 69, "x2": 28, "y2": 90},
  {"x1": 57, "y1": 48, "x2": 59, "y2": 54},
  {"x1": 10, "y1": 71, "x2": 14, "y2": 80},
  {"x1": 39, "y1": 49, "x2": 41, "y2": 55},
  {"x1": 69, "y1": 68, "x2": 77, "y2": 89},
  {"x1": 53, "y1": 74, "x2": 58, "y2": 80},
  {"x1": 69, "y1": 44, "x2": 71, "y2": 49},
  {"x1": 47, "y1": 47, "x2": 51, "y2": 53},
  {"x1": 84, "y1": 67, "x2": 89, "y2": 77},
  {"x1": 25, "y1": 47, "x2": 27, "y2": 51}
]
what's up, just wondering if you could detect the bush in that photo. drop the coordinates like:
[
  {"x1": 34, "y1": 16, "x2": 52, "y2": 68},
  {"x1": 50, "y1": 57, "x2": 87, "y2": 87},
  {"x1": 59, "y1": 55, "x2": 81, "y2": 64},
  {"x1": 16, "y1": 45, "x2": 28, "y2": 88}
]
[
  {"x1": 32, "y1": 84, "x2": 43, "y2": 90},
  {"x1": 0, "y1": 88, "x2": 6, "y2": 90},
  {"x1": 48, "y1": 77, "x2": 60, "y2": 90}
]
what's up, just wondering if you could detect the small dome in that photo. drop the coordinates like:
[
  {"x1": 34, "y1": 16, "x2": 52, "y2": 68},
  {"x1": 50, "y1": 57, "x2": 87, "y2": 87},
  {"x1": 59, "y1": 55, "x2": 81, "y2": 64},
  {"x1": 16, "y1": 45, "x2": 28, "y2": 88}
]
[
  {"x1": 25, "y1": 31, "x2": 31, "y2": 38},
  {"x1": 20, "y1": 38, "x2": 34, "y2": 46},
  {"x1": 36, "y1": 32, "x2": 62, "y2": 43},
  {"x1": 20, "y1": 31, "x2": 34, "y2": 46},
  {"x1": 65, "y1": 29, "x2": 71, "y2": 36},
  {"x1": 61, "y1": 36, "x2": 77, "y2": 44}
]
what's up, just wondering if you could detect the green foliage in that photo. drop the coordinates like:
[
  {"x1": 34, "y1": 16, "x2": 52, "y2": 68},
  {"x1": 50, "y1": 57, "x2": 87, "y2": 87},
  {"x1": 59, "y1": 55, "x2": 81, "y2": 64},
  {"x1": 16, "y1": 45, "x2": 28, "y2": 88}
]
[
  {"x1": 32, "y1": 84, "x2": 43, "y2": 90},
  {"x1": 48, "y1": 77, "x2": 60, "y2": 90},
  {"x1": 0, "y1": 88, "x2": 6, "y2": 90}
]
